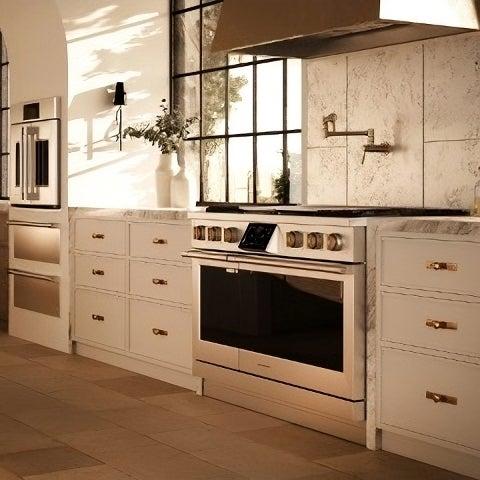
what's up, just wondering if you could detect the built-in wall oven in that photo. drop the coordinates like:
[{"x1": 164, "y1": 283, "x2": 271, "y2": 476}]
[
  {"x1": 9, "y1": 97, "x2": 61, "y2": 208},
  {"x1": 189, "y1": 250, "x2": 365, "y2": 402}
]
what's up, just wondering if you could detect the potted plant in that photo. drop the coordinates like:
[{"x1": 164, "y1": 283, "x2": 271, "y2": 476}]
[{"x1": 123, "y1": 100, "x2": 197, "y2": 207}]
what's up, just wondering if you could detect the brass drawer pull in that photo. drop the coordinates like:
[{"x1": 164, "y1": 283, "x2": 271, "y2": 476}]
[
  {"x1": 152, "y1": 278, "x2": 168, "y2": 286},
  {"x1": 92, "y1": 233, "x2": 105, "y2": 239},
  {"x1": 426, "y1": 261, "x2": 458, "y2": 272},
  {"x1": 153, "y1": 238, "x2": 167, "y2": 245},
  {"x1": 426, "y1": 320, "x2": 458, "y2": 331},
  {"x1": 92, "y1": 314, "x2": 105, "y2": 322},
  {"x1": 92, "y1": 269, "x2": 105, "y2": 276},
  {"x1": 152, "y1": 328, "x2": 168, "y2": 336},
  {"x1": 426, "y1": 391, "x2": 457, "y2": 406}
]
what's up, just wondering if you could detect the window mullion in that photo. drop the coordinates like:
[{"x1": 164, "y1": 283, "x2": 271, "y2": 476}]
[{"x1": 252, "y1": 59, "x2": 258, "y2": 204}]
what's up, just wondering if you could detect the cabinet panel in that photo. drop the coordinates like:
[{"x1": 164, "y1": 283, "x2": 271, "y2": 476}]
[
  {"x1": 75, "y1": 289, "x2": 125, "y2": 350},
  {"x1": 130, "y1": 222, "x2": 190, "y2": 262},
  {"x1": 75, "y1": 255, "x2": 126, "y2": 293},
  {"x1": 381, "y1": 348, "x2": 480, "y2": 451},
  {"x1": 130, "y1": 299, "x2": 192, "y2": 368},
  {"x1": 75, "y1": 219, "x2": 126, "y2": 255}
]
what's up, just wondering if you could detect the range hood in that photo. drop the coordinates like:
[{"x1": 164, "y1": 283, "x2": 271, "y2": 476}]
[{"x1": 212, "y1": 0, "x2": 480, "y2": 59}]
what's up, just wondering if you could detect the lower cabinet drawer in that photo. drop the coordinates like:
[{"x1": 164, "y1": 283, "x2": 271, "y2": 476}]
[
  {"x1": 129, "y1": 261, "x2": 191, "y2": 304},
  {"x1": 75, "y1": 255, "x2": 126, "y2": 293},
  {"x1": 381, "y1": 292, "x2": 480, "y2": 357},
  {"x1": 380, "y1": 348, "x2": 480, "y2": 451},
  {"x1": 75, "y1": 290, "x2": 126, "y2": 350},
  {"x1": 129, "y1": 299, "x2": 192, "y2": 368}
]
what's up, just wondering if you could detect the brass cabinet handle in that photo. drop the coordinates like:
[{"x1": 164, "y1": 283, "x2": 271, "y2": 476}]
[
  {"x1": 426, "y1": 391, "x2": 457, "y2": 406},
  {"x1": 92, "y1": 269, "x2": 105, "y2": 276},
  {"x1": 152, "y1": 278, "x2": 168, "y2": 285},
  {"x1": 92, "y1": 233, "x2": 105, "y2": 239},
  {"x1": 153, "y1": 238, "x2": 167, "y2": 245},
  {"x1": 92, "y1": 314, "x2": 105, "y2": 322},
  {"x1": 152, "y1": 328, "x2": 168, "y2": 336},
  {"x1": 426, "y1": 261, "x2": 458, "y2": 272},
  {"x1": 426, "y1": 319, "x2": 458, "y2": 331}
]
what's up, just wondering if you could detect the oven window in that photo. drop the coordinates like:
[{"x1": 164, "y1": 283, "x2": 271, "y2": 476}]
[{"x1": 200, "y1": 266, "x2": 344, "y2": 372}]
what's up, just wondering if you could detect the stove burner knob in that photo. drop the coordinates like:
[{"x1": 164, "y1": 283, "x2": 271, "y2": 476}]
[
  {"x1": 326, "y1": 233, "x2": 344, "y2": 251},
  {"x1": 193, "y1": 226, "x2": 206, "y2": 241},
  {"x1": 208, "y1": 226, "x2": 222, "y2": 242},
  {"x1": 286, "y1": 231, "x2": 304, "y2": 248},
  {"x1": 223, "y1": 227, "x2": 239, "y2": 243},
  {"x1": 307, "y1": 232, "x2": 324, "y2": 250}
]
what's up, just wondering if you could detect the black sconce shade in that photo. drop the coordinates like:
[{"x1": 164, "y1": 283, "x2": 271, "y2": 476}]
[{"x1": 113, "y1": 82, "x2": 126, "y2": 106}]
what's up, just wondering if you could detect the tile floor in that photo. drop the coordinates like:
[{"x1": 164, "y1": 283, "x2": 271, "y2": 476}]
[{"x1": 0, "y1": 331, "x2": 471, "y2": 480}]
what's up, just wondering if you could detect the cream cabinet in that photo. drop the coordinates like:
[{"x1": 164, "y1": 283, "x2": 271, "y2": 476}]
[
  {"x1": 377, "y1": 230, "x2": 480, "y2": 478},
  {"x1": 71, "y1": 213, "x2": 200, "y2": 392}
]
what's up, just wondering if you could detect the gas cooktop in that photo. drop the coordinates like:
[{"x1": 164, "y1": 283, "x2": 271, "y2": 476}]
[{"x1": 205, "y1": 205, "x2": 469, "y2": 218}]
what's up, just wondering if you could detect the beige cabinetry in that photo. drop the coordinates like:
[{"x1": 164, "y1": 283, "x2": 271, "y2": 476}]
[
  {"x1": 72, "y1": 214, "x2": 200, "y2": 391},
  {"x1": 377, "y1": 231, "x2": 480, "y2": 478}
]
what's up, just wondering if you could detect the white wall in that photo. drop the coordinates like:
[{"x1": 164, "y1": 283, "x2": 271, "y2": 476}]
[
  {"x1": 305, "y1": 31, "x2": 480, "y2": 209},
  {"x1": 58, "y1": 0, "x2": 170, "y2": 209}
]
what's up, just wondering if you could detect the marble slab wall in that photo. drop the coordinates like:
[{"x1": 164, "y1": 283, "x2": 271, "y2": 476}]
[{"x1": 306, "y1": 32, "x2": 480, "y2": 209}]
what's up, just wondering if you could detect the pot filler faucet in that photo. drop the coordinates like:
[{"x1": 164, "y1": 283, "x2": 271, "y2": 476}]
[{"x1": 323, "y1": 113, "x2": 392, "y2": 164}]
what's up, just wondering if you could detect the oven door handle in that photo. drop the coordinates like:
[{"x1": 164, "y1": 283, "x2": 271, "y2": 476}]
[
  {"x1": 8, "y1": 269, "x2": 58, "y2": 283},
  {"x1": 7, "y1": 220, "x2": 59, "y2": 228},
  {"x1": 183, "y1": 250, "x2": 351, "y2": 274}
]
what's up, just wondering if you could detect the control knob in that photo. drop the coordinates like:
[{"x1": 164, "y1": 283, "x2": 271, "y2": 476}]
[
  {"x1": 286, "y1": 231, "x2": 303, "y2": 248},
  {"x1": 193, "y1": 225, "x2": 206, "y2": 241},
  {"x1": 326, "y1": 233, "x2": 344, "y2": 251},
  {"x1": 207, "y1": 226, "x2": 222, "y2": 242},
  {"x1": 307, "y1": 232, "x2": 323, "y2": 250},
  {"x1": 223, "y1": 227, "x2": 239, "y2": 243}
]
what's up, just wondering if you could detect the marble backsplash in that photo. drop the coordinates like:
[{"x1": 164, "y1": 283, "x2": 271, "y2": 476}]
[{"x1": 305, "y1": 31, "x2": 480, "y2": 209}]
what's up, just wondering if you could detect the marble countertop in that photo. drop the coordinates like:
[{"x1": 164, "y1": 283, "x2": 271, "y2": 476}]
[{"x1": 69, "y1": 206, "x2": 205, "y2": 222}]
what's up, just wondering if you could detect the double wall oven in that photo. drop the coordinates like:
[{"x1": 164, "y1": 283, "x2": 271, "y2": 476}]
[{"x1": 187, "y1": 214, "x2": 366, "y2": 427}]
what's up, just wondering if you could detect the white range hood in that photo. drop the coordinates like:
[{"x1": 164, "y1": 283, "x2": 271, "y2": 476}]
[{"x1": 212, "y1": 0, "x2": 480, "y2": 58}]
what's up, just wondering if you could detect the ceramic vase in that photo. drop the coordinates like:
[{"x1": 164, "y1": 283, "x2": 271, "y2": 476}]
[
  {"x1": 156, "y1": 153, "x2": 173, "y2": 208},
  {"x1": 170, "y1": 160, "x2": 191, "y2": 208}
]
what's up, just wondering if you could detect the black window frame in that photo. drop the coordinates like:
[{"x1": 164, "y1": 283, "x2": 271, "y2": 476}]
[
  {"x1": 0, "y1": 30, "x2": 9, "y2": 200},
  {"x1": 170, "y1": 0, "x2": 302, "y2": 205}
]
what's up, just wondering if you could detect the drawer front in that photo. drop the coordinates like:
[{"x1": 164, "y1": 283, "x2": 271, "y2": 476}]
[
  {"x1": 130, "y1": 223, "x2": 190, "y2": 262},
  {"x1": 75, "y1": 255, "x2": 126, "y2": 293},
  {"x1": 75, "y1": 290, "x2": 125, "y2": 350},
  {"x1": 129, "y1": 261, "x2": 191, "y2": 304},
  {"x1": 381, "y1": 292, "x2": 480, "y2": 358},
  {"x1": 75, "y1": 219, "x2": 126, "y2": 255},
  {"x1": 130, "y1": 299, "x2": 192, "y2": 368},
  {"x1": 381, "y1": 348, "x2": 480, "y2": 451},
  {"x1": 381, "y1": 237, "x2": 480, "y2": 296}
]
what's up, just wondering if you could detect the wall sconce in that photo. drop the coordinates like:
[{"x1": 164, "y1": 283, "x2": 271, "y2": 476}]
[{"x1": 113, "y1": 82, "x2": 127, "y2": 151}]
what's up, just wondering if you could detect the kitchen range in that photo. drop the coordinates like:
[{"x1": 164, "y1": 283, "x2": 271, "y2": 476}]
[{"x1": 186, "y1": 206, "x2": 468, "y2": 443}]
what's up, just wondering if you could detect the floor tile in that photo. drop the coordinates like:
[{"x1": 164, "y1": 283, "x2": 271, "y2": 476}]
[
  {"x1": 95, "y1": 374, "x2": 189, "y2": 398},
  {"x1": 295, "y1": 473, "x2": 356, "y2": 480},
  {"x1": 0, "y1": 414, "x2": 60, "y2": 455},
  {"x1": 0, "y1": 364, "x2": 88, "y2": 394},
  {"x1": 151, "y1": 425, "x2": 253, "y2": 454},
  {"x1": 198, "y1": 409, "x2": 287, "y2": 433},
  {"x1": 193, "y1": 442, "x2": 331, "y2": 480},
  {"x1": 315, "y1": 450, "x2": 473, "y2": 480},
  {"x1": 0, "y1": 447, "x2": 101, "y2": 477},
  {"x1": 96, "y1": 405, "x2": 203, "y2": 435},
  {"x1": 59, "y1": 427, "x2": 157, "y2": 457},
  {"x1": 48, "y1": 383, "x2": 143, "y2": 411},
  {"x1": 0, "y1": 466, "x2": 22, "y2": 479},
  {"x1": 0, "y1": 383, "x2": 65, "y2": 415},
  {"x1": 238, "y1": 424, "x2": 366, "y2": 461},
  {"x1": 33, "y1": 355, "x2": 133, "y2": 381},
  {"x1": 10, "y1": 406, "x2": 115, "y2": 437},
  {"x1": 0, "y1": 344, "x2": 66, "y2": 359},
  {"x1": 143, "y1": 392, "x2": 244, "y2": 417},
  {"x1": 23, "y1": 465, "x2": 135, "y2": 480},
  {"x1": 0, "y1": 333, "x2": 30, "y2": 347}
]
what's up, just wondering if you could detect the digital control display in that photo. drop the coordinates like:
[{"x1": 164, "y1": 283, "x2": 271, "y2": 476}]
[
  {"x1": 23, "y1": 103, "x2": 40, "y2": 121},
  {"x1": 239, "y1": 223, "x2": 276, "y2": 251}
]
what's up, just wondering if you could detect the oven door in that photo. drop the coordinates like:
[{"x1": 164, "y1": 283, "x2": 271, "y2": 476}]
[{"x1": 190, "y1": 252, "x2": 365, "y2": 401}]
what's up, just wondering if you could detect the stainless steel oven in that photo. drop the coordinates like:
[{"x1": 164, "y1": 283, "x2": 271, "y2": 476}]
[
  {"x1": 190, "y1": 251, "x2": 365, "y2": 401},
  {"x1": 9, "y1": 97, "x2": 61, "y2": 208}
]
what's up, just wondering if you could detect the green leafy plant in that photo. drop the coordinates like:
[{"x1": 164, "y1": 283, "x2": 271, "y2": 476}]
[
  {"x1": 123, "y1": 100, "x2": 197, "y2": 154},
  {"x1": 273, "y1": 170, "x2": 290, "y2": 204}
]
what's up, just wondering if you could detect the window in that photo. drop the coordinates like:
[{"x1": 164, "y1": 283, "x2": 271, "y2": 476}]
[
  {"x1": 0, "y1": 31, "x2": 9, "y2": 200},
  {"x1": 171, "y1": 0, "x2": 302, "y2": 205}
]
